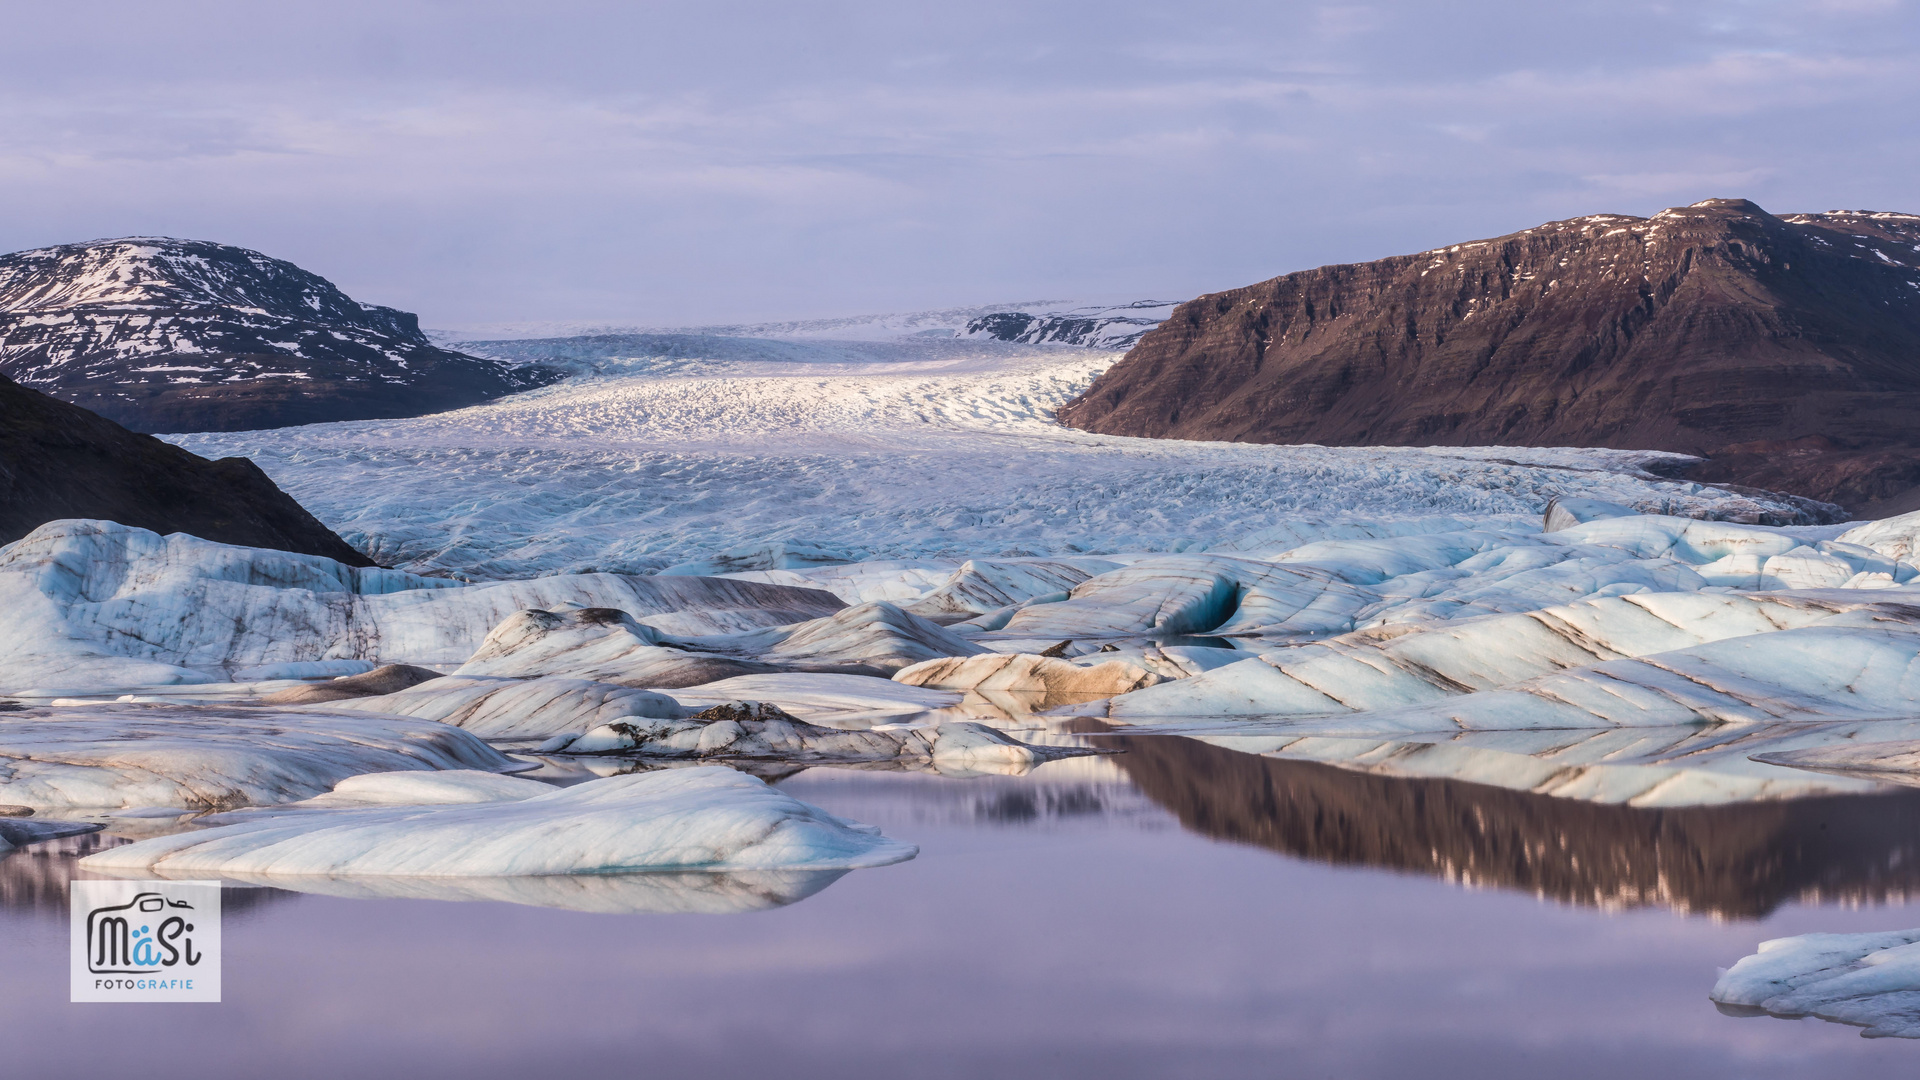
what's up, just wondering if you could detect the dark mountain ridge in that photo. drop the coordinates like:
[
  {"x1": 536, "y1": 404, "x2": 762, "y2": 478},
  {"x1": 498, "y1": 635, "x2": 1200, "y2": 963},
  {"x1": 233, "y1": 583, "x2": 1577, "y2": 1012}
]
[
  {"x1": 0, "y1": 372, "x2": 371, "y2": 562},
  {"x1": 1058, "y1": 199, "x2": 1920, "y2": 512},
  {"x1": 0, "y1": 237, "x2": 559, "y2": 433}
]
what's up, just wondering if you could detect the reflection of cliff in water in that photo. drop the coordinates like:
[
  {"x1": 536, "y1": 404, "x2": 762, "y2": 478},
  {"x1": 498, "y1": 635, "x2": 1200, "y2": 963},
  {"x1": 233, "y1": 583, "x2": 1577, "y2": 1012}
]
[
  {"x1": 1100, "y1": 735, "x2": 1920, "y2": 919},
  {"x1": 0, "y1": 833, "x2": 294, "y2": 920}
]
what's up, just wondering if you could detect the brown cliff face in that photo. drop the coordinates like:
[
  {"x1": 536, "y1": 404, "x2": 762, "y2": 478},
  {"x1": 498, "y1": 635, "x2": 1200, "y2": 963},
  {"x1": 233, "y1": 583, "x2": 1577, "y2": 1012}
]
[
  {"x1": 1058, "y1": 200, "x2": 1920, "y2": 511},
  {"x1": 0, "y1": 373, "x2": 373, "y2": 563}
]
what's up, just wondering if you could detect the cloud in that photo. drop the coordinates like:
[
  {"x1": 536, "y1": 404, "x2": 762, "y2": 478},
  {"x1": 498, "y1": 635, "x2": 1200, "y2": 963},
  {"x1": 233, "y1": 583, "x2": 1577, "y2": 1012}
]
[{"x1": 0, "y1": 0, "x2": 1913, "y2": 323}]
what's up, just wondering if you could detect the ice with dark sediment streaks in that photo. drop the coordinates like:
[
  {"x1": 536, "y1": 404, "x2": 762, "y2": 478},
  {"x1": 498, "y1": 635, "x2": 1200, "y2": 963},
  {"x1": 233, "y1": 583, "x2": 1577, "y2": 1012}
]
[{"x1": 81, "y1": 767, "x2": 919, "y2": 876}]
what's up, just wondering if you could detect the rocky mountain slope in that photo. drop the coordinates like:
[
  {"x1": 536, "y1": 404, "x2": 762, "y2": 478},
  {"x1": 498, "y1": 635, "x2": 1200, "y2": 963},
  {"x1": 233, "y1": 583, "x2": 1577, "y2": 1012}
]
[
  {"x1": 1058, "y1": 199, "x2": 1920, "y2": 512},
  {"x1": 0, "y1": 238, "x2": 558, "y2": 432},
  {"x1": 0, "y1": 372, "x2": 371, "y2": 562}
]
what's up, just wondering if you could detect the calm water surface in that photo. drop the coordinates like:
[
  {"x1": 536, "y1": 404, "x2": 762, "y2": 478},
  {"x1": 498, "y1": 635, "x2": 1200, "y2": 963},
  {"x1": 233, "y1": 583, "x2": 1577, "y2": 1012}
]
[{"x1": 6, "y1": 735, "x2": 1920, "y2": 1078}]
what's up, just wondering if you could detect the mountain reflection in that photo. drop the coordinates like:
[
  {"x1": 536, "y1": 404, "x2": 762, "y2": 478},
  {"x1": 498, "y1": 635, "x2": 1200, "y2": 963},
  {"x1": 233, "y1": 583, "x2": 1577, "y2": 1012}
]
[{"x1": 1099, "y1": 734, "x2": 1920, "y2": 919}]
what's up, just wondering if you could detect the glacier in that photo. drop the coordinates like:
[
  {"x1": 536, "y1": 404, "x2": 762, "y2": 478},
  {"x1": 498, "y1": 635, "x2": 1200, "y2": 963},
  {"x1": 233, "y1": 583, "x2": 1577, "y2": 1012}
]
[{"x1": 165, "y1": 347, "x2": 1832, "y2": 580}]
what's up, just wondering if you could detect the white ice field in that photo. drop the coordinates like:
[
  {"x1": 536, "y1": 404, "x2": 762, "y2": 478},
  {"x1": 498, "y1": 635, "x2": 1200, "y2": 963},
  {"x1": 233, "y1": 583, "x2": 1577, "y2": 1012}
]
[
  {"x1": 172, "y1": 343, "x2": 1821, "y2": 579},
  {"x1": 14, "y1": 334, "x2": 1920, "y2": 1025}
]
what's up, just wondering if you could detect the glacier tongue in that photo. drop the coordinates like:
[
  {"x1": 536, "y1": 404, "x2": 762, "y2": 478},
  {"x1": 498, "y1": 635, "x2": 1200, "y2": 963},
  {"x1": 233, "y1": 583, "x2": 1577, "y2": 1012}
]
[{"x1": 166, "y1": 348, "x2": 1832, "y2": 580}]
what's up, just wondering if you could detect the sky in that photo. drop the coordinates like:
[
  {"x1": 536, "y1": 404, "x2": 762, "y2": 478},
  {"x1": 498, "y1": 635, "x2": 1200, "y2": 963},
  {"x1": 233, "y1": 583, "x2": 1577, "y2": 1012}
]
[{"x1": 1, "y1": 0, "x2": 1915, "y2": 327}]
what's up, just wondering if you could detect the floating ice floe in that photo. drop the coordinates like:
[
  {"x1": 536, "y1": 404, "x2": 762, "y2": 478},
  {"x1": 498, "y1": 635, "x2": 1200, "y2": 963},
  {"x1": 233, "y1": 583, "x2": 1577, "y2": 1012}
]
[
  {"x1": 1101, "y1": 589, "x2": 1920, "y2": 728},
  {"x1": 288, "y1": 769, "x2": 556, "y2": 807},
  {"x1": 661, "y1": 673, "x2": 963, "y2": 725},
  {"x1": 0, "y1": 519, "x2": 846, "y2": 693},
  {"x1": 1713, "y1": 929, "x2": 1920, "y2": 1038},
  {"x1": 451, "y1": 606, "x2": 778, "y2": 687},
  {"x1": 537, "y1": 701, "x2": 1068, "y2": 768},
  {"x1": 0, "y1": 703, "x2": 516, "y2": 809},
  {"x1": 694, "y1": 601, "x2": 986, "y2": 671},
  {"x1": 896, "y1": 653, "x2": 1166, "y2": 710},
  {"x1": 0, "y1": 815, "x2": 104, "y2": 851},
  {"x1": 328, "y1": 669, "x2": 963, "y2": 737},
  {"x1": 81, "y1": 766, "x2": 918, "y2": 876},
  {"x1": 936, "y1": 515, "x2": 1897, "y2": 649},
  {"x1": 319, "y1": 674, "x2": 688, "y2": 738}
]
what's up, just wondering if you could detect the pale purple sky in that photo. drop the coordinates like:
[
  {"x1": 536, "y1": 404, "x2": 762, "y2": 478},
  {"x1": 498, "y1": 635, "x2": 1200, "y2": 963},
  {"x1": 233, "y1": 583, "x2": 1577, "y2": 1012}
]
[{"x1": 2, "y1": 1, "x2": 1915, "y2": 326}]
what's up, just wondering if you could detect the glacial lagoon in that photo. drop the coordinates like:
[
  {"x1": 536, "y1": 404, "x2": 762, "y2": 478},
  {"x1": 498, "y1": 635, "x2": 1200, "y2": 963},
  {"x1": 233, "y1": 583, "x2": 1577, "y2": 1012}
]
[{"x1": 8, "y1": 745, "x2": 1920, "y2": 1078}]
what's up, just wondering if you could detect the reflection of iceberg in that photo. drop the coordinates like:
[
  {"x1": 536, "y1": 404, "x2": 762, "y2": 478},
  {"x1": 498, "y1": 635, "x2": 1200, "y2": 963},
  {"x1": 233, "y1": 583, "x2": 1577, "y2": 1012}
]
[
  {"x1": 1713, "y1": 929, "x2": 1920, "y2": 1038},
  {"x1": 208, "y1": 868, "x2": 849, "y2": 915},
  {"x1": 0, "y1": 832, "x2": 293, "y2": 919},
  {"x1": 1101, "y1": 734, "x2": 1920, "y2": 918}
]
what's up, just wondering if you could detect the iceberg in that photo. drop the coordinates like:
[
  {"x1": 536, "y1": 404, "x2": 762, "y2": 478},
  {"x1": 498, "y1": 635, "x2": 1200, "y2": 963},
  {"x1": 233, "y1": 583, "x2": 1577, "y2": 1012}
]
[
  {"x1": 1103, "y1": 590, "x2": 1918, "y2": 725},
  {"x1": 0, "y1": 815, "x2": 104, "y2": 852},
  {"x1": 451, "y1": 606, "x2": 776, "y2": 687},
  {"x1": 0, "y1": 519, "x2": 843, "y2": 693},
  {"x1": 895, "y1": 652, "x2": 1165, "y2": 710},
  {"x1": 0, "y1": 703, "x2": 516, "y2": 809},
  {"x1": 289, "y1": 769, "x2": 557, "y2": 807},
  {"x1": 80, "y1": 766, "x2": 918, "y2": 876},
  {"x1": 1712, "y1": 929, "x2": 1920, "y2": 1038},
  {"x1": 537, "y1": 701, "x2": 1071, "y2": 767},
  {"x1": 661, "y1": 673, "x2": 963, "y2": 725},
  {"x1": 695, "y1": 601, "x2": 985, "y2": 671},
  {"x1": 321, "y1": 674, "x2": 688, "y2": 738}
]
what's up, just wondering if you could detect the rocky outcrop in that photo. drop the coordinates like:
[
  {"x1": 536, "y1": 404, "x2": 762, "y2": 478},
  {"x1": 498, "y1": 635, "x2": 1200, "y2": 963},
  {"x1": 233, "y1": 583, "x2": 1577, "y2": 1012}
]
[
  {"x1": 0, "y1": 373, "x2": 372, "y2": 561},
  {"x1": 1058, "y1": 200, "x2": 1920, "y2": 511},
  {"x1": 0, "y1": 237, "x2": 560, "y2": 432}
]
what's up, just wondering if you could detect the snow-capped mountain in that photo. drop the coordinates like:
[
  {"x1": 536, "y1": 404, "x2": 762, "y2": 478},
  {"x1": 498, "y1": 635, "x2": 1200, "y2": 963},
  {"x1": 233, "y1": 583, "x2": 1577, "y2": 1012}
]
[
  {"x1": 1062, "y1": 199, "x2": 1920, "y2": 512},
  {"x1": 0, "y1": 238, "x2": 558, "y2": 432}
]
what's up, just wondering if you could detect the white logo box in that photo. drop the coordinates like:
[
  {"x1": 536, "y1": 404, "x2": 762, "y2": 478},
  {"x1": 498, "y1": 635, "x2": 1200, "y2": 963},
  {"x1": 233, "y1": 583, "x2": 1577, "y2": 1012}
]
[{"x1": 70, "y1": 880, "x2": 222, "y2": 1003}]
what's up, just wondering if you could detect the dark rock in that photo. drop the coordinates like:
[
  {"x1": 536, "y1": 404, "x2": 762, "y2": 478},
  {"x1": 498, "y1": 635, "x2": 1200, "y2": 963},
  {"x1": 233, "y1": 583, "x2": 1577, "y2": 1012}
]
[
  {"x1": 0, "y1": 237, "x2": 562, "y2": 432},
  {"x1": 690, "y1": 702, "x2": 804, "y2": 724},
  {"x1": 1059, "y1": 200, "x2": 1920, "y2": 511},
  {"x1": 0, "y1": 372, "x2": 372, "y2": 561}
]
